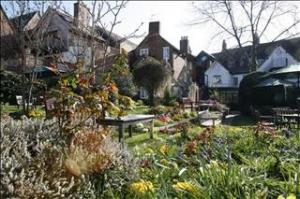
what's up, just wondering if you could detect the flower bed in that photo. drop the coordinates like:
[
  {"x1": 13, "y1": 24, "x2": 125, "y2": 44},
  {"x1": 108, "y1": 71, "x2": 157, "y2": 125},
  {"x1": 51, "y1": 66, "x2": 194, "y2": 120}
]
[{"x1": 1, "y1": 116, "x2": 298, "y2": 198}]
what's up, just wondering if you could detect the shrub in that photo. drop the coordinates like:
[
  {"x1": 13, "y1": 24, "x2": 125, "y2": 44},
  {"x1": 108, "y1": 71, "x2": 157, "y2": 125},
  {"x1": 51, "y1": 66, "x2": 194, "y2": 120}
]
[
  {"x1": 0, "y1": 118, "x2": 138, "y2": 198},
  {"x1": 238, "y1": 71, "x2": 267, "y2": 115},
  {"x1": 147, "y1": 105, "x2": 168, "y2": 115},
  {"x1": 162, "y1": 87, "x2": 177, "y2": 106},
  {"x1": 0, "y1": 118, "x2": 96, "y2": 198},
  {"x1": 172, "y1": 113, "x2": 183, "y2": 121},
  {"x1": 133, "y1": 57, "x2": 172, "y2": 106},
  {"x1": 154, "y1": 120, "x2": 165, "y2": 127},
  {"x1": 0, "y1": 69, "x2": 24, "y2": 104}
]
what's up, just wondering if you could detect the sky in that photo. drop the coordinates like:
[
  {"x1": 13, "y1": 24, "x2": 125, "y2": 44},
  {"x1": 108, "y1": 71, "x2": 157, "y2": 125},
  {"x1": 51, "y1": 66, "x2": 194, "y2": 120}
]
[{"x1": 2, "y1": 1, "x2": 299, "y2": 56}]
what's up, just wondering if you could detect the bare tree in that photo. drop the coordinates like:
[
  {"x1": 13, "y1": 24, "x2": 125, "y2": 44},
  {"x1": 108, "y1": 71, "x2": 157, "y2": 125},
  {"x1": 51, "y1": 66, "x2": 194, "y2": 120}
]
[
  {"x1": 87, "y1": 0, "x2": 144, "y2": 80},
  {"x1": 54, "y1": 0, "x2": 143, "y2": 84},
  {"x1": 191, "y1": 1, "x2": 300, "y2": 71},
  {"x1": 4, "y1": 1, "x2": 61, "y2": 113}
]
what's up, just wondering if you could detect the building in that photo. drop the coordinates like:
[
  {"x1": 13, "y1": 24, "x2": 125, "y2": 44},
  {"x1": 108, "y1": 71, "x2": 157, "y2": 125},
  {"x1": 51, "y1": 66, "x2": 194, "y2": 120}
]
[
  {"x1": 1, "y1": 2, "x2": 132, "y2": 76},
  {"x1": 194, "y1": 37, "x2": 300, "y2": 105},
  {"x1": 129, "y1": 21, "x2": 198, "y2": 101},
  {"x1": 0, "y1": 5, "x2": 19, "y2": 69},
  {"x1": 198, "y1": 37, "x2": 300, "y2": 89},
  {"x1": 96, "y1": 26, "x2": 137, "y2": 54}
]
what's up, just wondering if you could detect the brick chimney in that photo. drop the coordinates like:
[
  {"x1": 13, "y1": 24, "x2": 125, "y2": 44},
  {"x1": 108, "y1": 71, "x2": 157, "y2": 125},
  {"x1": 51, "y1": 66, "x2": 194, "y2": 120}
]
[
  {"x1": 149, "y1": 21, "x2": 160, "y2": 35},
  {"x1": 180, "y1": 36, "x2": 189, "y2": 54},
  {"x1": 222, "y1": 39, "x2": 227, "y2": 52},
  {"x1": 74, "y1": 1, "x2": 90, "y2": 28}
]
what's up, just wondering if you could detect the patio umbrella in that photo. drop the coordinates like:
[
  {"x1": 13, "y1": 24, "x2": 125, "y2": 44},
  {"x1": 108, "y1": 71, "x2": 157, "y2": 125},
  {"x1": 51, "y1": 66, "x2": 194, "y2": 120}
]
[
  {"x1": 253, "y1": 78, "x2": 294, "y2": 88},
  {"x1": 24, "y1": 64, "x2": 71, "y2": 78},
  {"x1": 24, "y1": 66, "x2": 58, "y2": 75},
  {"x1": 253, "y1": 78, "x2": 294, "y2": 106},
  {"x1": 266, "y1": 64, "x2": 300, "y2": 89}
]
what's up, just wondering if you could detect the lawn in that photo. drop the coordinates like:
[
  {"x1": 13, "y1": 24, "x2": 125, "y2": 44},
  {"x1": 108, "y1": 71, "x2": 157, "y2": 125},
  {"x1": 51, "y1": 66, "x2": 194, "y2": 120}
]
[{"x1": 1, "y1": 103, "x2": 20, "y2": 114}]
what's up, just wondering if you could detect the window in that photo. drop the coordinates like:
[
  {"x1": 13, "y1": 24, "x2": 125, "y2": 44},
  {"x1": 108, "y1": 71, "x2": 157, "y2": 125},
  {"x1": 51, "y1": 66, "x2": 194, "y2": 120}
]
[
  {"x1": 233, "y1": 77, "x2": 238, "y2": 86},
  {"x1": 139, "y1": 48, "x2": 149, "y2": 56},
  {"x1": 163, "y1": 46, "x2": 170, "y2": 61},
  {"x1": 140, "y1": 87, "x2": 149, "y2": 99},
  {"x1": 213, "y1": 75, "x2": 222, "y2": 85}
]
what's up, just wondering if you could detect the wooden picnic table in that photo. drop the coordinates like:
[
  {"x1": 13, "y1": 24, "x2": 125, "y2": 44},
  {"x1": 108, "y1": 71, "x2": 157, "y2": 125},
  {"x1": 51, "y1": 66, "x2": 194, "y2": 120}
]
[{"x1": 96, "y1": 114, "x2": 155, "y2": 144}]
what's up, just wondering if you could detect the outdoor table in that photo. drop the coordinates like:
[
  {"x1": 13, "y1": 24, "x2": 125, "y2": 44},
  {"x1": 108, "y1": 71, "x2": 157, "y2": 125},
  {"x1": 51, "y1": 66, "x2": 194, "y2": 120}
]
[
  {"x1": 198, "y1": 103, "x2": 215, "y2": 111},
  {"x1": 278, "y1": 113, "x2": 300, "y2": 129},
  {"x1": 198, "y1": 111, "x2": 222, "y2": 127},
  {"x1": 96, "y1": 114, "x2": 155, "y2": 143}
]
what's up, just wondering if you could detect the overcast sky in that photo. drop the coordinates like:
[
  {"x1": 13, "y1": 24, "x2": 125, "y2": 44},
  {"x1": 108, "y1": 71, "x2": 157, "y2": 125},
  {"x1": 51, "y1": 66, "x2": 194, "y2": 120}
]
[{"x1": 2, "y1": 1, "x2": 299, "y2": 56}]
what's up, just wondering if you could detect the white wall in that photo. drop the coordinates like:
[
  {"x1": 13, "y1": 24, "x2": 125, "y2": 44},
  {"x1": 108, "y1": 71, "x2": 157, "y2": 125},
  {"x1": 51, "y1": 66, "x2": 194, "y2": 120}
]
[
  {"x1": 205, "y1": 61, "x2": 233, "y2": 87},
  {"x1": 173, "y1": 54, "x2": 185, "y2": 81},
  {"x1": 120, "y1": 40, "x2": 137, "y2": 53},
  {"x1": 258, "y1": 46, "x2": 298, "y2": 72}
]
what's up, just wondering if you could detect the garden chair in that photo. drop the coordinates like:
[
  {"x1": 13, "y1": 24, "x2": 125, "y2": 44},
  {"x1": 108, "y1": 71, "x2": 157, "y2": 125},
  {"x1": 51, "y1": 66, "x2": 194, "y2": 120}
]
[
  {"x1": 16, "y1": 95, "x2": 33, "y2": 109},
  {"x1": 251, "y1": 108, "x2": 275, "y2": 128},
  {"x1": 44, "y1": 97, "x2": 56, "y2": 119},
  {"x1": 273, "y1": 107, "x2": 287, "y2": 128}
]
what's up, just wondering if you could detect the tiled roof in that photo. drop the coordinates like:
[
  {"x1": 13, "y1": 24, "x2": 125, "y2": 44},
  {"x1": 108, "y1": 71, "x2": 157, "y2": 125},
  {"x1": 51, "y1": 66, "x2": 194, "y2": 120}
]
[
  {"x1": 212, "y1": 37, "x2": 300, "y2": 74},
  {"x1": 10, "y1": 11, "x2": 38, "y2": 30}
]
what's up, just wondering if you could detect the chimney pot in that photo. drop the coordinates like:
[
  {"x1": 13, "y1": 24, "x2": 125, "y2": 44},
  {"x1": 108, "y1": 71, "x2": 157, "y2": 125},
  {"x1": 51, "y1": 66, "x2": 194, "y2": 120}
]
[
  {"x1": 74, "y1": 2, "x2": 90, "y2": 28},
  {"x1": 180, "y1": 36, "x2": 189, "y2": 54},
  {"x1": 222, "y1": 40, "x2": 227, "y2": 52},
  {"x1": 149, "y1": 21, "x2": 160, "y2": 35}
]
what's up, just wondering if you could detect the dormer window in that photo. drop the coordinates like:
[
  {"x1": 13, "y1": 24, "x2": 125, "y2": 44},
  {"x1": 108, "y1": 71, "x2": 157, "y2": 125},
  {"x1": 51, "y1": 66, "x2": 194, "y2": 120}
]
[
  {"x1": 139, "y1": 48, "x2": 149, "y2": 56},
  {"x1": 163, "y1": 46, "x2": 170, "y2": 61}
]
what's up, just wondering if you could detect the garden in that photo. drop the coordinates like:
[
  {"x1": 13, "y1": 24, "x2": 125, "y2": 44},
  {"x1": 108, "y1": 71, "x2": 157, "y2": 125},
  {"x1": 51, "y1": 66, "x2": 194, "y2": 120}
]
[
  {"x1": 1, "y1": 99, "x2": 299, "y2": 198},
  {"x1": 1, "y1": 56, "x2": 299, "y2": 199}
]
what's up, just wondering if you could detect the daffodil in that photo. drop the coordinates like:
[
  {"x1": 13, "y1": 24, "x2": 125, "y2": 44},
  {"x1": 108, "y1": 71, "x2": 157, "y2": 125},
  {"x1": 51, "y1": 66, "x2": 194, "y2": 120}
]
[
  {"x1": 172, "y1": 181, "x2": 198, "y2": 194},
  {"x1": 145, "y1": 148, "x2": 154, "y2": 155},
  {"x1": 159, "y1": 144, "x2": 169, "y2": 155},
  {"x1": 277, "y1": 194, "x2": 296, "y2": 199},
  {"x1": 160, "y1": 158, "x2": 169, "y2": 165},
  {"x1": 287, "y1": 194, "x2": 296, "y2": 199},
  {"x1": 130, "y1": 180, "x2": 154, "y2": 194},
  {"x1": 277, "y1": 195, "x2": 285, "y2": 199}
]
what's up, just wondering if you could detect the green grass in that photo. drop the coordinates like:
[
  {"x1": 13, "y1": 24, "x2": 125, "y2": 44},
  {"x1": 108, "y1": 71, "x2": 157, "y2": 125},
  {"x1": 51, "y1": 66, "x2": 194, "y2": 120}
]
[
  {"x1": 0, "y1": 103, "x2": 45, "y2": 118},
  {"x1": 126, "y1": 105, "x2": 150, "y2": 114},
  {"x1": 1, "y1": 104, "x2": 21, "y2": 114},
  {"x1": 229, "y1": 114, "x2": 256, "y2": 127}
]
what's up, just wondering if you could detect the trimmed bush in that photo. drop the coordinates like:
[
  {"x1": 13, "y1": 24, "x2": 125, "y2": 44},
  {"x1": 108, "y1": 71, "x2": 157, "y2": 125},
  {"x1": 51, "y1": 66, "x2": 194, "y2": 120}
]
[{"x1": 238, "y1": 71, "x2": 267, "y2": 115}]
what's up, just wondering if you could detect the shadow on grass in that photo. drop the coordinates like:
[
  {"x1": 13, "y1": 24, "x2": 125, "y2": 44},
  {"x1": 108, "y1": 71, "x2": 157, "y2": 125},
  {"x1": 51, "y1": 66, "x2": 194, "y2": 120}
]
[{"x1": 230, "y1": 114, "x2": 256, "y2": 127}]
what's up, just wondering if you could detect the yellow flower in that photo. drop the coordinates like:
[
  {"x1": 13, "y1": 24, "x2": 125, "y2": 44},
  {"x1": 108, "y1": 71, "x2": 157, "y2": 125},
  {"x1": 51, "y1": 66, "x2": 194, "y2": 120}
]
[
  {"x1": 277, "y1": 194, "x2": 296, "y2": 199},
  {"x1": 130, "y1": 180, "x2": 154, "y2": 194},
  {"x1": 173, "y1": 181, "x2": 198, "y2": 194},
  {"x1": 160, "y1": 159, "x2": 169, "y2": 165},
  {"x1": 277, "y1": 195, "x2": 285, "y2": 199},
  {"x1": 210, "y1": 160, "x2": 219, "y2": 167},
  {"x1": 287, "y1": 194, "x2": 296, "y2": 199},
  {"x1": 159, "y1": 144, "x2": 169, "y2": 155},
  {"x1": 145, "y1": 148, "x2": 154, "y2": 155}
]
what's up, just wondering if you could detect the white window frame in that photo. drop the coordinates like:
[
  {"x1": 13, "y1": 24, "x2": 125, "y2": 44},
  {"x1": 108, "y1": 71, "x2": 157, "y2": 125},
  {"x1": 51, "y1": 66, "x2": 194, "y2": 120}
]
[
  {"x1": 163, "y1": 46, "x2": 170, "y2": 61},
  {"x1": 140, "y1": 87, "x2": 149, "y2": 99},
  {"x1": 213, "y1": 75, "x2": 222, "y2": 85},
  {"x1": 139, "y1": 48, "x2": 149, "y2": 56}
]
